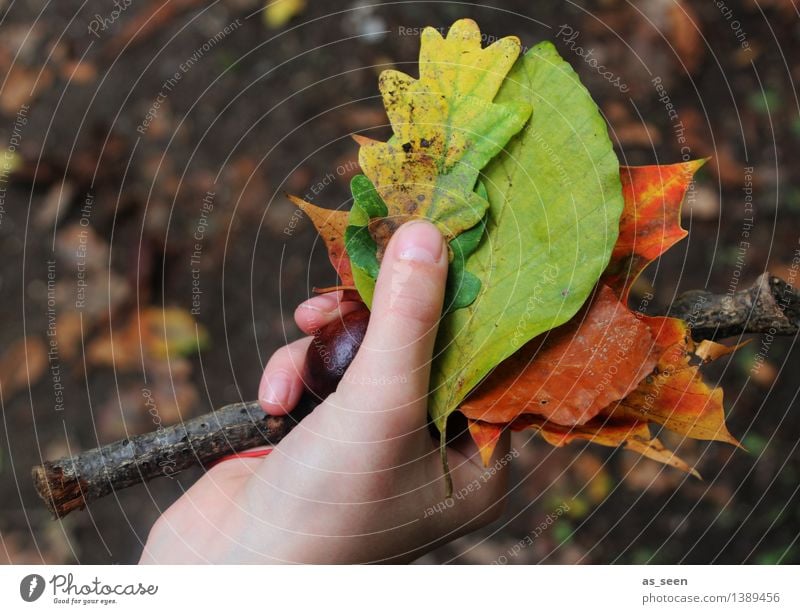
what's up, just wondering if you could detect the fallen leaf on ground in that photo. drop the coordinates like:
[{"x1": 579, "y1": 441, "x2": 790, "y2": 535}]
[
  {"x1": 264, "y1": 0, "x2": 306, "y2": 29},
  {"x1": 0, "y1": 65, "x2": 52, "y2": 114},
  {"x1": 87, "y1": 307, "x2": 208, "y2": 370},
  {"x1": 0, "y1": 337, "x2": 48, "y2": 402},
  {"x1": 667, "y1": 0, "x2": 704, "y2": 74}
]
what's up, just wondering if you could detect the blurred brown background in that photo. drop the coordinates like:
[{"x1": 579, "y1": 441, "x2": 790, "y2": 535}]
[{"x1": 0, "y1": 0, "x2": 798, "y2": 564}]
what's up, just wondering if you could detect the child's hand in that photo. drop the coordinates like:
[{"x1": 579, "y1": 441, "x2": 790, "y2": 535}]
[{"x1": 140, "y1": 221, "x2": 510, "y2": 563}]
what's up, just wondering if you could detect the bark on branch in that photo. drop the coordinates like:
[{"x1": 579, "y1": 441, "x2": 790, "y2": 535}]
[
  {"x1": 32, "y1": 395, "x2": 317, "y2": 518},
  {"x1": 668, "y1": 273, "x2": 799, "y2": 339},
  {"x1": 32, "y1": 273, "x2": 799, "y2": 518}
]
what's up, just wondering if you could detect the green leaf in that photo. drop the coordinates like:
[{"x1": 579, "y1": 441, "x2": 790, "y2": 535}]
[
  {"x1": 429, "y1": 41, "x2": 624, "y2": 430},
  {"x1": 347, "y1": 174, "x2": 486, "y2": 313},
  {"x1": 346, "y1": 175, "x2": 386, "y2": 307},
  {"x1": 444, "y1": 182, "x2": 486, "y2": 311}
]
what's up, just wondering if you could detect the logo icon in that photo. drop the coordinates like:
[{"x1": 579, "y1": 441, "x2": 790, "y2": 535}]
[{"x1": 20, "y1": 574, "x2": 45, "y2": 602}]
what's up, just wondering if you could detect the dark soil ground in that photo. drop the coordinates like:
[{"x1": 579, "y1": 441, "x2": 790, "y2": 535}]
[{"x1": 1, "y1": 0, "x2": 798, "y2": 564}]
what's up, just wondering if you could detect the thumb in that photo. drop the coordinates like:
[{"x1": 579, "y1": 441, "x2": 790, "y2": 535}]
[{"x1": 336, "y1": 220, "x2": 448, "y2": 432}]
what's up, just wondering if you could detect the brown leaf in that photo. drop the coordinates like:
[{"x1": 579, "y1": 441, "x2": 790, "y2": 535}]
[
  {"x1": 87, "y1": 307, "x2": 207, "y2": 371},
  {"x1": 287, "y1": 195, "x2": 354, "y2": 286},
  {"x1": 0, "y1": 337, "x2": 47, "y2": 402},
  {"x1": 667, "y1": 1, "x2": 704, "y2": 74},
  {"x1": 461, "y1": 285, "x2": 658, "y2": 427},
  {"x1": 1, "y1": 65, "x2": 52, "y2": 114},
  {"x1": 35, "y1": 181, "x2": 76, "y2": 229}
]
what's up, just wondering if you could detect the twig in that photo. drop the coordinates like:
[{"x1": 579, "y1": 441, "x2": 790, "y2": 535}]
[
  {"x1": 32, "y1": 273, "x2": 799, "y2": 518},
  {"x1": 33, "y1": 395, "x2": 317, "y2": 518},
  {"x1": 669, "y1": 272, "x2": 799, "y2": 339}
]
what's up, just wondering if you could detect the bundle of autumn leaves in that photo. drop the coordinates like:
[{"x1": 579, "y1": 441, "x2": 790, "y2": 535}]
[{"x1": 289, "y1": 19, "x2": 741, "y2": 476}]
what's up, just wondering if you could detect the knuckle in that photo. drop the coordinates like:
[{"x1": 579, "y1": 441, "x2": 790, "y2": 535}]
[
  {"x1": 385, "y1": 286, "x2": 441, "y2": 328},
  {"x1": 379, "y1": 258, "x2": 444, "y2": 327}
]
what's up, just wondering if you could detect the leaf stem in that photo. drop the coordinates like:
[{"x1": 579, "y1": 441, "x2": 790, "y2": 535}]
[{"x1": 440, "y1": 426, "x2": 453, "y2": 499}]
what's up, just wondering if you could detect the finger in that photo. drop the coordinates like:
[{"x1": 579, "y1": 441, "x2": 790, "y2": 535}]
[
  {"x1": 294, "y1": 292, "x2": 362, "y2": 335},
  {"x1": 338, "y1": 220, "x2": 447, "y2": 429},
  {"x1": 258, "y1": 337, "x2": 312, "y2": 415}
]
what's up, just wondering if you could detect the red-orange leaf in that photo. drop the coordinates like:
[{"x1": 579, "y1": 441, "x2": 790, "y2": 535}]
[
  {"x1": 605, "y1": 315, "x2": 742, "y2": 447},
  {"x1": 288, "y1": 194, "x2": 353, "y2": 286},
  {"x1": 603, "y1": 160, "x2": 705, "y2": 303},
  {"x1": 467, "y1": 420, "x2": 504, "y2": 466},
  {"x1": 510, "y1": 414, "x2": 699, "y2": 477},
  {"x1": 461, "y1": 160, "x2": 740, "y2": 477},
  {"x1": 460, "y1": 285, "x2": 658, "y2": 427}
]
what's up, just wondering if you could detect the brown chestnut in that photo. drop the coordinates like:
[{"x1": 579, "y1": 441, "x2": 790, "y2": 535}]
[{"x1": 304, "y1": 306, "x2": 369, "y2": 399}]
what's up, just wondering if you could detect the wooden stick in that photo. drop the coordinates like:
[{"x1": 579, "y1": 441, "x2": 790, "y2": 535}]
[
  {"x1": 668, "y1": 273, "x2": 798, "y2": 339},
  {"x1": 32, "y1": 395, "x2": 318, "y2": 518},
  {"x1": 32, "y1": 273, "x2": 799, "y2": 518}
]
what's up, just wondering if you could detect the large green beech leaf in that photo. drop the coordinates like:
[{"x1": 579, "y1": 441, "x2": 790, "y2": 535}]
[{"x1": 429, "y1": 41, "x2": 624, "y2": 432}]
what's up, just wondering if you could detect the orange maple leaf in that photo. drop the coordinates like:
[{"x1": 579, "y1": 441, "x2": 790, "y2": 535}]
[{"x1": 466, "y1": 160, "x2": 741, "y2": 475}]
